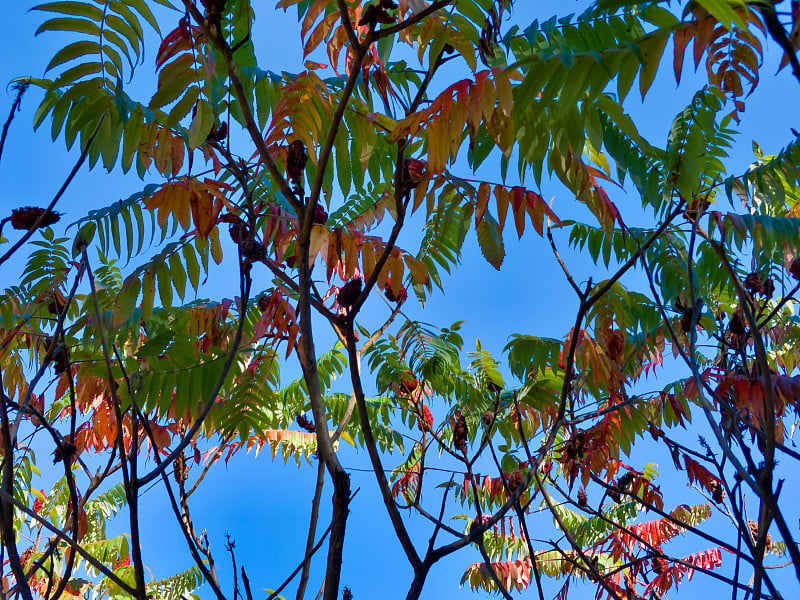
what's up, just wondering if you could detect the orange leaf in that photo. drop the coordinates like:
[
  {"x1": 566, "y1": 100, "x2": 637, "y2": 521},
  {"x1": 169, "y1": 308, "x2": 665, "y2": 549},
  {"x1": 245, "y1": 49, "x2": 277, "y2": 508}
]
[
  {"x1": 189, "y1": 191, "x2": 221, "y2": 238},
  {"x1": 412, "y1": 175, "x2": 430, "y2": 214},
  {"x1": 305, "y1": 12, "x2": 339, "y2": 58},
  {"x1": 694, "y1": 16, "x2": 716, "y2": 69},
  {"x1": 301, "y1": 0, "x2": 329, "y2": 42},
  {"x1": 326, "y1": 229, "x2": 342, "y2": 282},
  {"x1": 341, "y1": 232, "x2": 358, "y2": 280},
  {"x1": 525, "y1": 191, "x2": 545, "y2": 236},
  {"x1": 494, "y1": 185, "x2": 510, "y2": 230},
  {"x1": 673, "y1": 26, "x2": 694, "y2": 84},
  {"x1": 170, "y1": 133, "x2": 185, "y2": 178},
  {"x1": 327, "y1": 26, "x2": 347, "y2": 73}
]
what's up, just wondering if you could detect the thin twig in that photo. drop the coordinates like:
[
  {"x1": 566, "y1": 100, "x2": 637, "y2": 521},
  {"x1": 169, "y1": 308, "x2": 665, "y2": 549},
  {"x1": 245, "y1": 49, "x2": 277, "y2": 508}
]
[
  {"x1": 297, "y1": 461, "x2": 325, "y2": 600},
  {"x1": 0, "y1": 115, "x2": 104, "y2": 267},
  {"x1": 136, "y1": 253, "x2": 251, "y2": 487},
  {"x1": 0, "y1": 81, "x2": 28, "y2": 165},
  {"x1": 375, "y1": 0, "x2": 453, "y2": 40},
  {"x1": 0, "y1": 489, "x2": 138, "y2": 596}
]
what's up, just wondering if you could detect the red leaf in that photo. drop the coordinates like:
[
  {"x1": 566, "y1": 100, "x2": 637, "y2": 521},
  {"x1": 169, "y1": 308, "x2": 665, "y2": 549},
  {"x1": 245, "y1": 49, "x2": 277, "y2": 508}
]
[
  {"x1": 511, "y1": 186, "x2": 526, "y2": 239},
  {"x1": 683, "y1": 454, "x2": 721, "y2": 493},
  {"x1": 475, "y1": 182, "x2": 490, "y2": 226}
]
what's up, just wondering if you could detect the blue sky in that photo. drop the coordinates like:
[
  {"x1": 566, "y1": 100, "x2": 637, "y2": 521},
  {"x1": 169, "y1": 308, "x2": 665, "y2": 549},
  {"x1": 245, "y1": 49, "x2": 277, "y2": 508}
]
[{"x1": 3, "y1": 1, "x2": 800, "y2": 598}]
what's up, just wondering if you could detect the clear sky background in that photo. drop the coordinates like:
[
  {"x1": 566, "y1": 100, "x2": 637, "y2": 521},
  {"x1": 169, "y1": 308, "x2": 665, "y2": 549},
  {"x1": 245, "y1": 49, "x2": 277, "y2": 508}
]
[{"x1": 2, "y1": 1, "x2": 800, "y2": 598}]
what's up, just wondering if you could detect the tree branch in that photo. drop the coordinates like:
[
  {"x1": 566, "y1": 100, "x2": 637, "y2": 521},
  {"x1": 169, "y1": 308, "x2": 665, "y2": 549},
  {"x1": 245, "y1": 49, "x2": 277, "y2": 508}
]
[{"x1": 0, "y1": 115, "x2": 103, "y2": 268}]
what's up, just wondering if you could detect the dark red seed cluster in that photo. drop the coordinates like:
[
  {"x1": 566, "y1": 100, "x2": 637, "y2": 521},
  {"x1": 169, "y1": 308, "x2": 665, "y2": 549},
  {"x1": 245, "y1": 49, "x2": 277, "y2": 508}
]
[
  {"x1": 790, "y1": 257, "x2": 800, "y2": 281},
  {"x1": 337, "y1": 277, "x2": 362, "y2": 309},
  {"x1": 296, "y1": 413, "x2": 316, "y2": 433},
  {"x1": 358, "y1": 0, "x2": 397, "y2": 27},
  {"x1": 744, "y1": 271, "x2": 774, "y2": 298},
  {"x1": 313, "y1": 203, "x2": 328, "y2": 224},
  {"x1": 10, "y1": 207, "x2": 61, "y2": 231},
  {"x1": 452, "y1": 409, "x2": 468, "y2": 454},
  {"x1": 710, "y1": 480, "x2": 725, "y2": 504},
  {"x1": 207, "y1": 121, "x2": 227, "y2": 142},
  {"x1": 286, "y1": 140, "x2": 308, "y2": 194},
  {"x1": 241, "y1": 239, "x2": 266, "y2": 262}
]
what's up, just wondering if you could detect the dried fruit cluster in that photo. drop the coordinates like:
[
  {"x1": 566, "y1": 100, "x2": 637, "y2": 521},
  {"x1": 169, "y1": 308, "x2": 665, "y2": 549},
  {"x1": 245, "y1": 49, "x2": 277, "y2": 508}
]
[
  {"x1": 506, "y1": 470, "x2": 523, "y2": 493},
  {"x1": 337, "y1": 277, "x2": 362, "y2": 310},
  {"x1": 296, "y1": 413, "x2": 316, "y2": 433},
  {"x1": 452, "y1": 410, "x2": 468, "y2": 454},
  {"x1": 563, "y1": 430, "x2": 589, "y2": 463},
  {"x1": 286, "y1": 140, "x2": 307, "y2": 195},
  {"x1": 358, "y1": 0, "x2": 397, "y2": 28},
  {"x1": 709, "y1": 480, "x2": 725, "y2": 504},
  {"x1": 743, "y1": 271, "x2": 774, "y2": 298},
  {"x1": 399, "y1": 157, "x2": 426, "y2": 197},
  {"x1": 608, "y1": 471, "x2": 634, "y2": 504},
  {"x1": 10, "y1": 206, "x2": 61, "y2": 230},
  {"x1": 747, "y1": 520, "x2": 773, "y2": 552}
]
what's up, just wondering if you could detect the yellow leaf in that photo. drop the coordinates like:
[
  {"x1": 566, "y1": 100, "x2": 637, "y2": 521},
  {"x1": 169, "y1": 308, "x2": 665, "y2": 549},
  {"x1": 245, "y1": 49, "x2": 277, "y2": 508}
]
[
  {"x1": 376, "y1": 251, "x2": 392, "y2": 290},
  {"x1": 494, "y1": 68, "x2": 513, "y2": 117},
  {"x1": 448, "y1": 28, "x2": 477, "y2": 72},
  {"x1": 412, "y1": 175, "x2": 430, "y2": 214},
  {"x1": 341, "y1": 233, "x2": 358, "y2": 280},
  {"x1": 209, "y1": 226, "x2": 223, "y2": 264},
  {"x1": 362, "y1": 239, "x2": 376, "y2": 280},
  {"x1": 309, "y1": 224, "x2": 328, "y2": 266},
  {"x1": 404, "y1": 255, "x2": 429, "y2": 285}
]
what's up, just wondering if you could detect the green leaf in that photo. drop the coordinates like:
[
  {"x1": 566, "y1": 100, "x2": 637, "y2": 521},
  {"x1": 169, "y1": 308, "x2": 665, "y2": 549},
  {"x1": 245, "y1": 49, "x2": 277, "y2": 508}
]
[
  {"x1": 335, "y1": 128, "x2": 351, "y2": 200},
  {"x1": 188, "y1": 99, "x2": 215, "y2": 149},
  {"x1": 638, "y1": 34, "x2": 668, "y2": 99},
  {"x1": 36, "y1": 16, "x2": 101, "y2": 36},
  {"x1": 693, "y1": 0, "x2": 747, "y2": 29},
  {"x1": 150, "y1": 55, "x2": 197, "y2": 109},
  {"x1": 476, "y1": 215, "x2": 505, "y2": 270},
  {"x1": 33, "y1": 1, "x2": 104, "y2": 20},
  {"x1": 182, "y1": 243, "x2": 200, "y2": 291},
  {"x1": 168, "y1": 251, "x2": 187, "y2": 300},
  {"x1": 46, "y1": 40, "x2": 101, "y2": 72}
]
